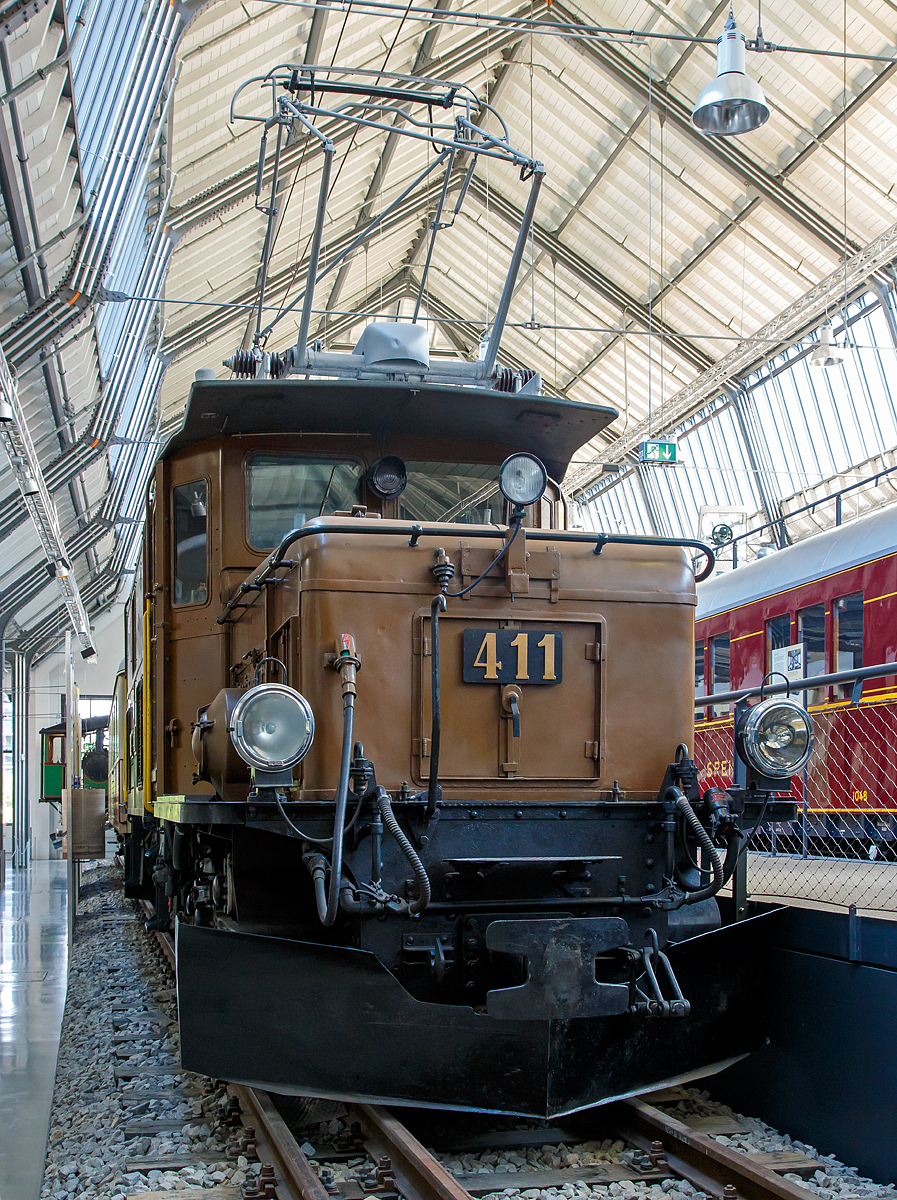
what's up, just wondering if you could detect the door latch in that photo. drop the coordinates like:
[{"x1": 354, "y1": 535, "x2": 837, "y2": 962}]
[{"x1": 501, "y1": 685, "x2": 522, "y2": 737}]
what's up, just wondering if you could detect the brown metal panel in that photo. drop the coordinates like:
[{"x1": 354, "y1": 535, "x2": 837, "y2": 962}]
[
  {"x1": 416, "y1": 614, "x2": 601, "y2": 783},
  {"x1": 164, "y1": 630, "x2": 231, "y2": 794}
]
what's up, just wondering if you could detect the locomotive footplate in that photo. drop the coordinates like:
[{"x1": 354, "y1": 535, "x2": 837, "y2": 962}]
[{"x1": 176, "y1": 907, "x2": 788, "y2": 1117}]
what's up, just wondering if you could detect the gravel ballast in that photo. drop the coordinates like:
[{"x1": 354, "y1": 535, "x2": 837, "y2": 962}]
[{"x1": 40, "y1": 860, "x2": 262, "y2": 1198}]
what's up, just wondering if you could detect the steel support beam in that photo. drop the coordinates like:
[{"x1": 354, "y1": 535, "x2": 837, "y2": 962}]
[
  {"x1": 467, "y1": 176, "x2": 714, "y2": 375},
  {"x1": 565, "y1": 215, "x2": 897, "y2": 493},
  {"x1": 11, "y1": 651, "x2": 28, "y2": 869},
  {"x1": 319, "y1": 0, "x2": 452, "y2": 323},
  {"x1": 726, "y1": 384, "x2": 782, "y2": 527},
  {"x1": 634, "y1": 462, "x2": 669, "y2": 536}
]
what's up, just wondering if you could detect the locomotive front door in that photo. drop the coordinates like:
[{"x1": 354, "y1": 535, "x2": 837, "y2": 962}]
[{"x1": 415, "y1": 613, "x2": 602, "y2": 784}]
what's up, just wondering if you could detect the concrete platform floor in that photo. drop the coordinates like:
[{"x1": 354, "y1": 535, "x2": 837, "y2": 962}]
[{"x1": 0, "y1": 861, "x2": 68, "y2": 1200}]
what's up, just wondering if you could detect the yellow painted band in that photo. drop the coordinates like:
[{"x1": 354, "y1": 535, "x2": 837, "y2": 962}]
[{"x1": 143, "y1": 601, "x2": 153, "y2": 814}]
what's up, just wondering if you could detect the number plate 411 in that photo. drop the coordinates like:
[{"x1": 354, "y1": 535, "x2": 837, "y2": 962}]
[{"x1": 462, "y1": 629, "x2": 563, "y2": 685}]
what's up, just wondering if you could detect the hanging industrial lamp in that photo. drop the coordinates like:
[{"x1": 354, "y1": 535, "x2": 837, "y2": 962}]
[
  {"x1": 692, "y1": 10, "x2": 770, "y2": 136},
  {"x1": 810, "y1": 320, "x2": 845, "y2": 369}
]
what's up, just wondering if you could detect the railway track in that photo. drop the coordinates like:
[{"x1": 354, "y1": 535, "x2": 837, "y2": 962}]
[{"x1": 137, "y1": 899, "x2": 819, "y2": 1200}]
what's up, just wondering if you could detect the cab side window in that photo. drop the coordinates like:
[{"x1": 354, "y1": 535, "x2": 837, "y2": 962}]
[{"x1": 173, "y1": 481, "x2": 208, "y2": 607}]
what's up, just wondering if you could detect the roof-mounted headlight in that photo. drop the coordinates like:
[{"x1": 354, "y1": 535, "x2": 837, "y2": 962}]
[
  {"x1": 228, "y1": 684, "x2": 315, "y2": 771},
  {"x1": 736, "y1": 697, "x2": 813, "y2": 779},
  {"x1": 499, "y1": 453, "x2": 547, "y2": 508},
  {"x1": 368, "y1": 456, "x2": 407, "y2": 499}
]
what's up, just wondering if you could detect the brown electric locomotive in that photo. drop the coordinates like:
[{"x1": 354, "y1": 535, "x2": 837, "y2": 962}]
[
  {"x1": 109, "y1": 347, "x2": 805, "y2": 1117},
  {"x1": 108, "y1": 66, "x2": 810, "y2": 1117}
]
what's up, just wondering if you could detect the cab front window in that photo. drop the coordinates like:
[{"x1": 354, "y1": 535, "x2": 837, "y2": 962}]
[
  {"x1": 399, "y1": 462, "x2": 506, "y2": 524},
  {"x1": 247, "y1": 454, "x2": 363, "y2": 549}
]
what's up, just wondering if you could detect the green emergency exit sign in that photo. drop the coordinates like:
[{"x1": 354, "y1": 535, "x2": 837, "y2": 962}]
[{"x1": 638, "y1": 440, "x2": 677, "y2": 463}]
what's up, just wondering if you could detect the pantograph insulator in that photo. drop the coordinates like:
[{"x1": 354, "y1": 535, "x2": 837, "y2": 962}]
[{"x1": 223, "y1": 351, "x2": 258, "y2": 377}]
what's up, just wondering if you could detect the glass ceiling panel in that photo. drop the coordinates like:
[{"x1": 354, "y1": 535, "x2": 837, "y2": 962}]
[{"x1": 584, "y1": 291, "x2": 897, "y2": 548}]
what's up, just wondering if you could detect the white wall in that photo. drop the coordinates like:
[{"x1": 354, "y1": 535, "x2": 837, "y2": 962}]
[{"x1": 27, "y1": 602, "x2": 126, "y2": 860}]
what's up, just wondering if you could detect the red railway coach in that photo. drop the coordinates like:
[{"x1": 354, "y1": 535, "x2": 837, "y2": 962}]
[{"x1": 694, "y1": 505, "x2": 897, "y2": 851}]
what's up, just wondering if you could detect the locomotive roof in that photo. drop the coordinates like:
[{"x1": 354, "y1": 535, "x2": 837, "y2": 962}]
[
  {"x1": 695, "y1": 504, "x2": 897, "y2": 621},
  {"x1": 162, "y1": 379, "x2": 617, "y2": 482}
]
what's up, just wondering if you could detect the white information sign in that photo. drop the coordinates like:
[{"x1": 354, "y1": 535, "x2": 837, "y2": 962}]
[{"x1": 771, "y1": 642, "x2": 805, "y2": 686}]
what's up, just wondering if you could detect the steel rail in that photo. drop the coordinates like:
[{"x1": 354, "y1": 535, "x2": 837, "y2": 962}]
[
  {"x1": 352, "y1": 1103, "x2": 475, "y2": 1200},
  {"x1": 137, "y1": 899, "x2": 178, "y2": 970},
  {"x1": 615, "y1": 1098, "x2": 818, "y2": 1200},
  {"x1": 236, "y1": 1086, "x2": 331, "y2": 1200}
]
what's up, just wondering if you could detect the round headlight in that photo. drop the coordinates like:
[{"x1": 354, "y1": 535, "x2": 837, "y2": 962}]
[
  {"x1": 499, "y1": 453, "x2": 548, "y2": 507},
  {"x1": 736, "y1": 697, "x2": 813, "y2": 778},
  {"x1": 368, "y1": 456, "x2": 407, "y2": 499},
  {"x1": 228, "y1": 684, "x2": 315, "y2": 771}
]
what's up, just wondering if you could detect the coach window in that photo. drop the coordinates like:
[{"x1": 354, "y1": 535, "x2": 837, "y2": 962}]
[
  {"x1": 247, "y1": 454, "x2": 363, "y2": 549},
  {"x1": 765, "y1": 613, "x2": 791, "y2": 671},
  {"x1": 172, "y1": 481, "x2": 208, "y2": 607},
  {"x1": 710, "y1": 633, "x2": 730, "y2": 716},
  {"x1": 695, "y1": 641, "x2": 705, "y2": 702},
  {"x1": 834, "y1": 591, "x2": 863, "y2": 698},
  {"x1": 798, "y1": 604, "x2": 826, "y2": 705}
]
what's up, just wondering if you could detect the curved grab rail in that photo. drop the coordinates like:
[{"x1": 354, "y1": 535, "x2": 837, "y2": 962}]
[
  {"x1": 590, "y1": 533, "x2": 715, "y2": 581},
  {"x1": 218, "y1": 523, "x2": 715, "y2": 624}
]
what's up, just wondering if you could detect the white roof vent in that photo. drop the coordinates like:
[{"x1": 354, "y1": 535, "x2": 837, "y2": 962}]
[{"x1": 353, "y1": 322, "x2": 430, "y2": 371}]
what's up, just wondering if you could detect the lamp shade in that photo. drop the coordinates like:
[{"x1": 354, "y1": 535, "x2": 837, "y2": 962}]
[
  {"x1": 692, "y1": 16, "x2": 770, "y2": 136},
  {"x1": 810, "y1": 321, "x2": 844, "y2": 369}
]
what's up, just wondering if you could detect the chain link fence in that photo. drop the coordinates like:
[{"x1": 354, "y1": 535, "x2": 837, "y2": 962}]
[{"x1": 695, "y1": 697, "x2": 897, "y2": 914}]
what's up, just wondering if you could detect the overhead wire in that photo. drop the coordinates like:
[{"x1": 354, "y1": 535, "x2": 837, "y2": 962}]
[{"x1": 246, "y1": 0, "x2": 897, "y2": 60}]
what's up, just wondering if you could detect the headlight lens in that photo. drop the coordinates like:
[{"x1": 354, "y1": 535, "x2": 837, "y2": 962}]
[
  {"x1": 229, "y1": 684, "x2": 315, "y2": 771},
  {"x1": 499, "y1": 453, "x2": 548, "y2": 507},
  {"x1": 737, "y1": 697, "x2": 813, "y2": 778},
  {"x1": 368, "y1": 455, "x2": 407, "y2": 499}
]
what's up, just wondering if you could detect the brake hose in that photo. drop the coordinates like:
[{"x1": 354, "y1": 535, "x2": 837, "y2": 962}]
[
  {"x1": 376, "y1": 786, "x2": 431, "y2": 914},
  {"x1": 668, "y1": 786, "x2": 726, "y2": 904}
]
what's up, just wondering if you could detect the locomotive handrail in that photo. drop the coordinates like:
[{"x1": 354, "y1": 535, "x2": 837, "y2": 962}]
[
  {"x1": 218, "y1": 523, "x2": 716, "y2": 624},
  {"x1": 695, "y1": 659, "x2": 897, "y2": 709},
  {"x1": 589, "y1": 533, "x2": 715, "y2": 580}
]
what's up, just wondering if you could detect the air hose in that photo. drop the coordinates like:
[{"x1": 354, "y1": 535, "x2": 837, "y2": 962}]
[
  {"x1": 306, "y1": 636, "x2": 358, "y2": 927},
  {"x1": 376, "y1": 786, "x2": 431, "y2": 914},
  {"x1": 668, "y1": 786, "x2": 728, "y2": 904}
]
